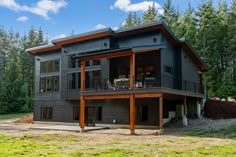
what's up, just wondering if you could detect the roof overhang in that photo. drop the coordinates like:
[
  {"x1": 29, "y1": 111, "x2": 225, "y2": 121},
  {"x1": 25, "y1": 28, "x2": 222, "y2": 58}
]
[{"x1": 26, "y1": 21, "x2": 207, "y2": 72}]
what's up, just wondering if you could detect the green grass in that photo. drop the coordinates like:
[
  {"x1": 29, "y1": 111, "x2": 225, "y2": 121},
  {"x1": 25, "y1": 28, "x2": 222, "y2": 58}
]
[
  {"x1": 0, "y1": 112, "x2": 31, "y2": 121},
  {"x1": 186, "y1": 124, "x2": 236, "y2": 139},
  {"x1": 0, "y1": 124, "x2": 236, "y2": 157},
  {"x1": 163, "y1": 143, "x2": 236, "y2": 157}
]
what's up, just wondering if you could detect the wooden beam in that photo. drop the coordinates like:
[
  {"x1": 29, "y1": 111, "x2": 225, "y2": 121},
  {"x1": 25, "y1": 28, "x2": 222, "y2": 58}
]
[
  {"x1": 130, "y1": 94, "x2": 135, "y2": 134},
  {"x1": 130, "y1": 52, "x2": 135, "y2": 89},
  {"x1": 133, "y1": 48, "x2": 160, "y2": 54},
  {"x1": 84, "y1": 94, "x2": 130, "y2": 100},
  {"x1": 134, "y1": 93, "x2": 162, "y2": 98},
  {"x1": 80, "y1": 60, "x2": 85, "y2": 91},
  {"x1": 184, "y1": 96, "x2": 187, "y2": 115},
  {"x1": 159, "y1": 96, "x2": 163, "y2": 129},
  {"x1": 81, "y1": 51, "x2": 132, "y2": 62},
  {"x1": 80, "y1": 96, "x2": 85, "y2": 131}
]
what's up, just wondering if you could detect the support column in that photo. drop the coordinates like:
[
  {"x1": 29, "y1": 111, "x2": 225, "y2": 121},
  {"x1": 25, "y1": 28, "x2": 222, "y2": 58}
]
[
  {"x1": 159, "y1": 95, "x2": 163, "y2": 129},
  {"x1": 184, "y1": 96, "x2": 187, "y2": 115},
  {"x1": 81, "y1": 60, "x2": 86, "y2": 91},
  {"x1": 130, "y1": 94, "x2": 135, "y2": 135},
  {"x1": 80, "y1": 60, "x2": 86, "y2": 132},
  {"x1": 130, "y1": 52, "x2": 135, "y2": 89},
  {"x1": 80, "y1": 96, "x2": 85, "y2": 132},
  {"x1": 198, "y1": 71, "x2": 203, "y2": 93},
  {"x1": 183, "y1": 96, "x2": 188, "y2": 127}
]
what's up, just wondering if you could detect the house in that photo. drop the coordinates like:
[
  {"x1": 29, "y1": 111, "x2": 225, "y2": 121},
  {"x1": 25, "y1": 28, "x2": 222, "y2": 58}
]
[{"x1": 27, "y1": 22, "x2": 207, "y2": 134}]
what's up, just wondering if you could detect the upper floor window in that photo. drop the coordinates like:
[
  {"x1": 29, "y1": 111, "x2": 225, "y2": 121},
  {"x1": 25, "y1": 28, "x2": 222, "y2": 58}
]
[
  {"x1": 40, "y1": 60, "x2": 60, "y2": 74},
  {"x1": 40, "y1": 76, "x2": 59, "y2": 93},
  {"x1": 68, "y1": 54, "x2": 100, "y2": 69}
]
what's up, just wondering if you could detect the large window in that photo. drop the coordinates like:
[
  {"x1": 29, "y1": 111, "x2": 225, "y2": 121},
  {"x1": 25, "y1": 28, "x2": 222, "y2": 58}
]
[
  {"x1": 40, "y1": 107, "x2": 53, "y2": 120},
  {"x1": 68, "y1": 70, "x2": 100, "y2": 89},
  {"x1": 40, "y1": 60, "x2": 60, "y2": 74},
  {"x1": 40, "y1": 76, "x2": 59, "y2": 93}
]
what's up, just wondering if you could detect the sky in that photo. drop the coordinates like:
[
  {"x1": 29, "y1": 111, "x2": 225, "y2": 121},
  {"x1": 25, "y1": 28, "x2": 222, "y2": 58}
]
[{"x1": 0, "y1": 0, "x2": 233, "y2": 41}]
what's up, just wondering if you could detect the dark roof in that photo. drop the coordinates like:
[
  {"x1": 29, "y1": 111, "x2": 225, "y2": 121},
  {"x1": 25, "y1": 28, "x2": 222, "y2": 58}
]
[{"x1": 26, "y1": 21, "x2": 207, "y2": 71}]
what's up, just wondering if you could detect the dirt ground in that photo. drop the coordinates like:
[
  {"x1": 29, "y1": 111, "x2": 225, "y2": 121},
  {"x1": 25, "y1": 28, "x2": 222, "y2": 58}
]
[
  {"x1": 0, "y1": 118, "x2": 236, "y2": 156},
  {"x1": 0, "y1": 118, "x2": 236, "y2": 137}
]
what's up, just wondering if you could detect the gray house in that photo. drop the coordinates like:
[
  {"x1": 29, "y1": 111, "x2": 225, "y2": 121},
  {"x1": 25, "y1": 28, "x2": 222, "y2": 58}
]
[{"x1": 27, "y1": 22, "x2": 207, "y2": 134}]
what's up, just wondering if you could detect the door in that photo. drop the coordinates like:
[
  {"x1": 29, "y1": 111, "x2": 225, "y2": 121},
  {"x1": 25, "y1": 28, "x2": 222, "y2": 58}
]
[{"x1": 85, "y1": 107, "x2": 96, "y2": 126}]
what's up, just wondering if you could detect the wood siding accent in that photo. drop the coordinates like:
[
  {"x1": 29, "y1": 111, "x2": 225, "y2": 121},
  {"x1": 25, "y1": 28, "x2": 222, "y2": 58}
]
[
  {"x1": 134, "y1": 93, "x2": 162, "y2": 98},
  {"x1": 84, "y1": 94, "x2": 130, "y2": 100},
  {"x1": 81, "y1": 51, "x2": 132, "y2": 62}
]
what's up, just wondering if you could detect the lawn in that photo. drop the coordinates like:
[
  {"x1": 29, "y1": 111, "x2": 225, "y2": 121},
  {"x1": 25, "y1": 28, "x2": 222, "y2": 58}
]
[
  {"x1": 0, "y1": 124, "x2": 236, "y2": 157},
  {"x1": 0, "y1": 112, "x2": 31, "y2": 121}
]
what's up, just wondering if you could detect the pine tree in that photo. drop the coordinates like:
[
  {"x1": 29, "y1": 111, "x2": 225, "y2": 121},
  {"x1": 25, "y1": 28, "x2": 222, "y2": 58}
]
[
  {"x1": 160, "y1": 0, "x2": 179, "y2": 30},
  {"x1": 143, "y1": 3, "x2": 158, "y2": 23},
  {"x1": 175, "y1": 3, "x2": 197, "y2": 46},
  {"x1": 122, "y1": 11, "x2": 141, "y2": 28}
]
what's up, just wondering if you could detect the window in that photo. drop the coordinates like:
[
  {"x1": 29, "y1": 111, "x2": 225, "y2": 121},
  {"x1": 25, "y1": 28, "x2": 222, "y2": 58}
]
[
  {"x1": 96, "y1": 107, "x2": 102, "y2": 121},
  {"x1": 164, "y1": 65, "x2": 173, "y2": 74},
  {"x1": 40, "y1": 76, "x2": 59, "y2": 93},
  {"x1": 67, "y1": 70, "x2": 100, "y2": 89},
  {"x1": 92, "y1": 60, "x2": 101, "y2": 66},
  {"x1": 73, "y1": 106, "x2": 79, "y2": 120},
  {"x1": 68, "y1": 73, "x2": 77, "y2": 89},
  {"x1": 40, "y1": 77, "x2": 46, "y2": 92},
  {"x1": 40, "y1": 107, "x2": 53, "y2": 120},
  {"x1": 68, "y1": 54, "x2": 101, "y2": 69},
  {"x1": 40, "y1": 60, "x2": 60, "y2": 74}
]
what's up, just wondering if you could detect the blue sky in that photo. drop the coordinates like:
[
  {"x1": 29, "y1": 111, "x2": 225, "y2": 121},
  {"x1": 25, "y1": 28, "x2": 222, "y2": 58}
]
[{"x1": 0, "y1": 0, "x2": 233, "y2": 40}]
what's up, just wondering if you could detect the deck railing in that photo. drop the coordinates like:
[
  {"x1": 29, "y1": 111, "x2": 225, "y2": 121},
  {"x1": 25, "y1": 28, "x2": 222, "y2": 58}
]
[{"x1": 82, "y1": 74, "x2": 201, "y2": 94}]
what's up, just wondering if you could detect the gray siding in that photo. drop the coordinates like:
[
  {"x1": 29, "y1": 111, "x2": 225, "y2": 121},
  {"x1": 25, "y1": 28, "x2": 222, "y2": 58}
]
[
  {"x1": 160, "y1": 38, "x2": 175, "y2": 88},
  {"x1": 181, "y1": 48, "x2": 199, "y2": 92},
  {"x1": 118, "y1": 31, "x2": 162, "y2": 48},
  {"x1": 63, "y1": 38, "x2": 111, "y2": 54}
]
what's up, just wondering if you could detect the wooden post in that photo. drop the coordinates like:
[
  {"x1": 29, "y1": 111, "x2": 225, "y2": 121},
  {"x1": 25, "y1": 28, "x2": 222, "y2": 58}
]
[
  {"x1": 80, "y1": 96, "x2": 85, "y2": 132},
  {"x1": 81, "y1": 60, "x2": 86, "y2": 91},
  {"x1": 159, "y1": 95, "x2": 163, "y2": 129},
  {"x1": 130, "y1": 52, "x2": 135, "y2": 89},
  {"x1": 184, "y1": 96, "x2": 187, "y2": 115},
  {"x1": 130, "y1": 94, "x2": 135, "y2": 134},
  {"x1": 80, "y1": 60, "x2": 86, "y2": 132}
]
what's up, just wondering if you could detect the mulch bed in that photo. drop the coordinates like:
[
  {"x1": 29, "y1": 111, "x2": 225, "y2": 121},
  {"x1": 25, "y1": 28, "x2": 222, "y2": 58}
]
[{"x1": 204, "y1": 100, "x2": 236, "y2": 119}]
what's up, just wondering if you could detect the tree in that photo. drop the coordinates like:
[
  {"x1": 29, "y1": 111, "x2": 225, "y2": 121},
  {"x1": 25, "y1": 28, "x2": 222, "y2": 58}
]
[
  {"x1": 143, "y1": 3, "x2": 158, "y2": 23},
  {"x1": 160, "y1": 0, "x2": 179, "y2": 30},
  {"x1": 175, "y1": 3, "x2": 197, "y2": 46},
  {"x1": 122, "y1": 11, "x2": 141, "y2": 28}
]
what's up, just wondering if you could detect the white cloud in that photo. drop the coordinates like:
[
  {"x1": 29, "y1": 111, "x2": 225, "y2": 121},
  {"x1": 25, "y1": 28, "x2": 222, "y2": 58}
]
[
  {"x1": 113, "y1": 26, "x2": 119, "y2": 30},
  {"x1": 93, "y1": 24, "x2": 108, "y2": 30},
  {"x1": 51, "y1": 34, "x2": 66, "y2": 40},
  {"x1": 110, "y1": 0, "x2": 164, "y2": 14},
  {"x1": 16, "y1": 16, "x2": 29, "y2": 22},
  {"x1": 0, "y1": 0, "x2": 67, "y2": 19}
]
